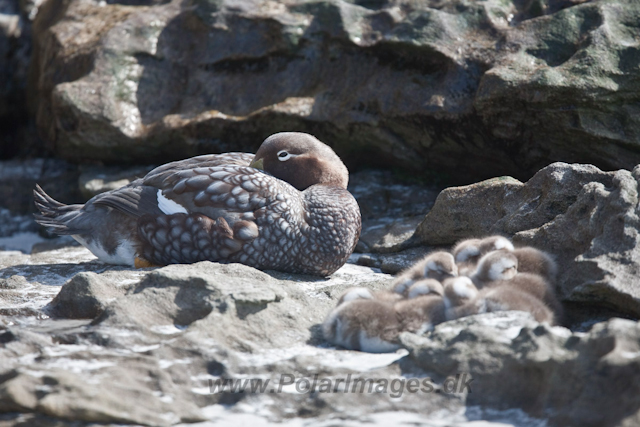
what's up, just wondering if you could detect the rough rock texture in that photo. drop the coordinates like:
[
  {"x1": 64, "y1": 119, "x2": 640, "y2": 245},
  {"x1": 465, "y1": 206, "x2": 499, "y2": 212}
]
[
  {"x1": 2, "y1": 241, "x2": 640, "y2": 426},
  {"x1": 46, "y1": 272, "x2": 129, "y2": 318},
  {"x1": 3, "y1": 244, "x2": 499, "y2": 426},
  {"x1": 415, "y1": 162, "x2": 640, "y2": 320},
  {"x1": 29, "y1": 0, "x2": 640, "y2": 181},
  {"x1": 401, "y1": 311, "x2": 640, "y2": 427}
]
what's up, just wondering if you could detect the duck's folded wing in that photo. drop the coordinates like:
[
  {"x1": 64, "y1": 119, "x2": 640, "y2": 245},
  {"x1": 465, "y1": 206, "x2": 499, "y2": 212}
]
[
  {"x1": 143, "y1": 152, "x2": 254, "y2": 185},
  {"x1": 126, "y1": 165, "x2": 299, "y2": 265},
  {"x1": 144, "y1": 164, "x2": 299, "y2": 221},
  {"x1": 91, "y1": 180, "x2": 165, "y2": 218},
  {"x1": 93, "y1": 164, "x2": 299, "y2": 226}
]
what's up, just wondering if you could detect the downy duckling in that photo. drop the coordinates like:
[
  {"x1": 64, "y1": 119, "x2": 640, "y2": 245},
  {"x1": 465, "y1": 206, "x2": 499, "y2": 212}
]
[
  {"x1": 470, "y1": 249, "x2": 563, "y2": 321},
  {"x1": 395, "y1": 295, "x2": 446, "y2": 335},
  {"x1": 442, "y1": 276, "x2": 479, "y2": 321},
  {"x1": 453, "y1": 235, "x2": 514, "y2": 275},
  {"x1": 511, "y1": 246, "x2": 558, "y2": 283},
  {"x1": 392, "y1": 251, "x2": 457, "y2": 296},
  {"x1": 406, "y1": 278, "x2": 444, "y2": 299},
  {"x1": 322, "y1": 299, "x2": 401, "y2": 353},
  {"x1": 337, "y1": 287, "x2": 402, "y2": 306}
]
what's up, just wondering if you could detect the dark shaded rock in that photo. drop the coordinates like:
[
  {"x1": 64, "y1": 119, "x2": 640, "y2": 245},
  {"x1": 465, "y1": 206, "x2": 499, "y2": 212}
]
[
  {"x1": 349, "y1": 169, "x2": 441, "y2": 253},
  {"x1": 349, "y1": 170, "x2": 441, "y2": 223},
  {"x1": 29, "y1": 0, "x2": 640, "y2": 182},
  {"x1": 78, "y1": 164, "x2": 155, "y2": 199},
  {"x1": 46, "y1": 272, "x2": 128, "y2": 319},
  {"x1": 0, "y1": 159, "x2": 81, "y2": 214},
  {"x1": 0, "y1": 0, "x2": 38, "y2": 160},
  {"x1": 401, "y1": 311, "x2": 640, "y2": 427},
  {"x1": 0, "y1": 209, "x2": 39, "y2": 238},
  {"x1": 415, "y1": 162, "x2": 640, "y2": 319}
]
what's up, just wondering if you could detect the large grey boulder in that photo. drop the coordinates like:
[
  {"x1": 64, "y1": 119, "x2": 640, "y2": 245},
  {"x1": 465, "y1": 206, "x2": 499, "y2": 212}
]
[
  {"x1": 415, "y1": 162, "x2": 640, "y2": 319},
  {"x1": 29, "y1": 0, "x2": 640, "y2": 181}
]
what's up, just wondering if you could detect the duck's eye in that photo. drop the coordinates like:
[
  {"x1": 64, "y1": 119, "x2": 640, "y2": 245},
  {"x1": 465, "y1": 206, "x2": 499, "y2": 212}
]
[{"x1": 277, "y1": 150, "x2": 291, "y2": 161}]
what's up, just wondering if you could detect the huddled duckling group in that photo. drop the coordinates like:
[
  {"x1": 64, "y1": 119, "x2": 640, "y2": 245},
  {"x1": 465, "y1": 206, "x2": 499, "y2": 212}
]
[{"x1": 322, "y1": 236, "x2": 562, "y2": 353}]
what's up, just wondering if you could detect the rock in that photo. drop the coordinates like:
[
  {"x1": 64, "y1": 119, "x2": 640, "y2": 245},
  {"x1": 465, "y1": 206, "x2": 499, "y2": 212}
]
[
  {"x1": 414, "y1": 176, "x2": 523, "y2": 245},
  {"x1": 46, "y1": 272, "x2": 130, "y2": 319},
  {"x1": 0, "y1": 159, "x2": 81, "y2": 214},
  {"x1": 3, "y1": 235, "x2": 638, "y2": 425},
  {"x1": 349, "y1": 169, "x2": 441, "y2": 254},
  {"x1": 29, "y1": 0, "x2": 640, "y2": 181},
  {"x1": 78, "y1": 164, "x2": 155, "y2": 199},
  {"x1": 0, "y1": 209, "x2": 39, "y2": 238},
  {"x1": 401, "y1": 311, "x2": 640, "y2": 427},
  {"x1": 0, "y1": 275, "x2": 28, "y2": 290},
  {"x1": 349, "y1": 170, "x2": 441, "y2": 223},
  {"x1": 0, "y1": 368, "x2": 205, "y2": 425},
  {"x1": 415, "y1": 162, "x2": 640, "y2": 320},
  {"x1": 476, "y1": 0, "x2": 640, "y2": 175},
  {"x1": 0, "y1": 0, "x2": 35, "y2": 159},
  {"x1": 3, "y1": 243, "x2": 466, "y2": 425},
  {"x1": 0, "y1": 241, "x2": 141, "y2": 320},
  {"x1": 356, "y1": 215, "x2": 425, "y2": 254}
]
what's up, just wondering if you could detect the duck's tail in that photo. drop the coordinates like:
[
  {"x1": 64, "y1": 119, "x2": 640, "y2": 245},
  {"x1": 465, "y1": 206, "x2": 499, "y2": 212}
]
[{"x1": 33, "y1": 184, "x2": 84, "y2": 235}]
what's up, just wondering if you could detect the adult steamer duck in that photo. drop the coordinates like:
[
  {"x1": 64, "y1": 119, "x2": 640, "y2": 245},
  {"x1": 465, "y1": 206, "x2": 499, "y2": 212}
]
[{"x1": 34, "y1": 132, "x2": 362, "y2": 276}]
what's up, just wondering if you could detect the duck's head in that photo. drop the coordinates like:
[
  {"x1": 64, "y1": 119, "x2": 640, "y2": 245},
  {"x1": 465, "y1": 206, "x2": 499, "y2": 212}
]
[
  {"x1": 422, "y1": 251, "x2": 458, "y2": 281},
  {"x1": 474, "y1": 249, "x2": 518, "y2": 283},
  {"x1": 250, "y1": 132, "x2": 349, "y2": 190},
  {"x1": 443, "y1": 276, "x2": 479, "y2": 307}
]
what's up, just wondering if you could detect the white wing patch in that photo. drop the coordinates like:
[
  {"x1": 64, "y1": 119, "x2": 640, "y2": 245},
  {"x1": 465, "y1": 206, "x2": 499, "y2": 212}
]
[{"x1": 157, "y1": 190, "x2": 188, "y2": 215}]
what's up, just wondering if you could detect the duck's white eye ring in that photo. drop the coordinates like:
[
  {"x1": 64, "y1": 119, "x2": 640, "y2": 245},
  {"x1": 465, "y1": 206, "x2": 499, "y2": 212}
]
[{"x1": 277, "y1": 150, "x2": 291, "y2": 161}]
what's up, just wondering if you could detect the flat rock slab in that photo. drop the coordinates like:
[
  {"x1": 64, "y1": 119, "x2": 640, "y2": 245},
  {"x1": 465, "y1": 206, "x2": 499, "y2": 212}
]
[
  {"x1": 2, "y1": 240, "x2": 640, "y2": 425},
  {"x1": 0, "y1": 242, "x2": 566, "y2": 426}
]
